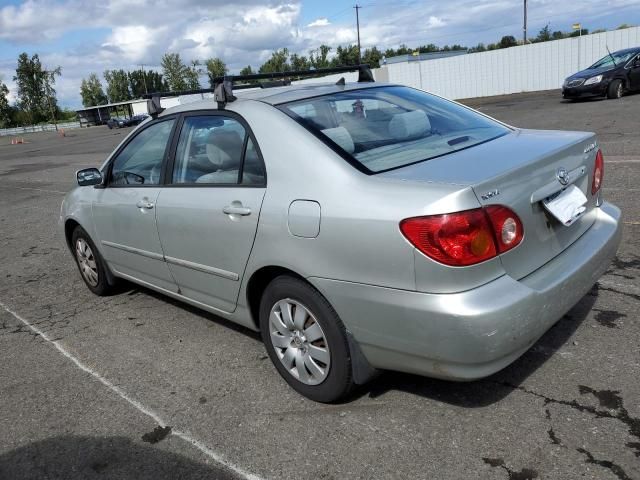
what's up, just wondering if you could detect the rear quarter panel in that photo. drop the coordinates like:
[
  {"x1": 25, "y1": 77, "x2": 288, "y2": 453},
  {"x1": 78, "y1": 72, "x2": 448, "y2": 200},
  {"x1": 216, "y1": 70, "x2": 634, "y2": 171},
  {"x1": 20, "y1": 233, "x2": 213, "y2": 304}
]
[{"x1": 232, "y1": 101, "x2": 494, "y2": 297}]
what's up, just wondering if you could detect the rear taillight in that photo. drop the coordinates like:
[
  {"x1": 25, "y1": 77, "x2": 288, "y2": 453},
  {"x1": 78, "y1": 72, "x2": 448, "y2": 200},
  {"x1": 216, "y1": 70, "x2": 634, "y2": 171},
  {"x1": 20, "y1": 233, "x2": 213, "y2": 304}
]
[
  {"x1": 400, "y1": 206, "x2": 523, "y2": 267},
  {"x1": 484, "y1": 205, "x2": 524, "y2": 254},
  {"x1": 592, "y1": 149, "x2": 604, "y2": 195}
]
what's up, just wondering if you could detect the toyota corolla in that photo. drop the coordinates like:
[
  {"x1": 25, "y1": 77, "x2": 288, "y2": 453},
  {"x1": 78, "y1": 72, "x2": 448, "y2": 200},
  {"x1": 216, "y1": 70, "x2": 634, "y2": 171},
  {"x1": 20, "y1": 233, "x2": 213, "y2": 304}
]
[{"x1": 61, "y1": 68, "x2": 621, "y2": 402}]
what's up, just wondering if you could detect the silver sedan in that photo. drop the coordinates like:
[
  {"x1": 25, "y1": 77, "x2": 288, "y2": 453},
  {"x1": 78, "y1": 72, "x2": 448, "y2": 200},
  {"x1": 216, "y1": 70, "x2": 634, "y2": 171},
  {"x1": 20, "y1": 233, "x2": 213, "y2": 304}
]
[{"x1": 61, "y1": 81, "x2": 621, "y2": 402}]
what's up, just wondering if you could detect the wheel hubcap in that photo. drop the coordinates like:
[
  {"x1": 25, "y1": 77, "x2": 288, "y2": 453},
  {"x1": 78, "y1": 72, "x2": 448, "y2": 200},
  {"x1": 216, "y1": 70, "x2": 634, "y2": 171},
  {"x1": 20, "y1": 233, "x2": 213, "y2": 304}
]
[
  {"x1": 268, "y1": 299, "x2": 330, "y2": 385},
  {"x1": 75, "y1": 238, "x2": 99, "y2": 287}
]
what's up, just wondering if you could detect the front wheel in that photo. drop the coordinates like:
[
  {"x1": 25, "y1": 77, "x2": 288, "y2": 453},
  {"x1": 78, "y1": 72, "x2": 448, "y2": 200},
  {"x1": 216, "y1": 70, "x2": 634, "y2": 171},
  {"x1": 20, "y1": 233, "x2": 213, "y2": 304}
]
[
  {"x1": 607, "y1": 79, "x2": 624, "y2": 99},
  {"x1": 259, "y1": 276, "x2": 355, "y2": 402},
  {"x1": 71, "y1": 226, "x2": 116, "y2": 296}
]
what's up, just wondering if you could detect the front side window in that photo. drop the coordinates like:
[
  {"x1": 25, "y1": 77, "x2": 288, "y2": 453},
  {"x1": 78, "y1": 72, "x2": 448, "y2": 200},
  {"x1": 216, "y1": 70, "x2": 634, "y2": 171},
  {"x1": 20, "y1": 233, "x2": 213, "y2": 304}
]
[
  {"x1": 110, "y1": 119, "x2": 175, "y2": 185},
  {"x1": 172, "y1": 115, "x2": 265, "y2": 185},
  {"x1": 279, "y1": 86, "x2": 511, "y2": 173}
]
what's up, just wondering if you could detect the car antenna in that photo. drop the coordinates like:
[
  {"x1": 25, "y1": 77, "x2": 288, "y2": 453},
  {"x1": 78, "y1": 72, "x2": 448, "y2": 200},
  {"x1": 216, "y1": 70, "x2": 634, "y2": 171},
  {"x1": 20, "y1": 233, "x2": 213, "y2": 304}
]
[{"x1": 606, "y1": 45, "x2": 617, "y2": 67}]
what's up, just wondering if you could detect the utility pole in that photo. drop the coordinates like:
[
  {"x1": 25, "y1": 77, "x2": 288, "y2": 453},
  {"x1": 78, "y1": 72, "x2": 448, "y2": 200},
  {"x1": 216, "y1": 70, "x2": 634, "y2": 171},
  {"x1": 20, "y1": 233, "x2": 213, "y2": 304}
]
[
  {"x1": 523, "y1": 0, "x2": 528, "y2": 44},
  {"x1": 354, "y1": 4, "x2": 362, "y2": 63},
  {"x1": 140, "y1": 64, "x2": 148, "y2": 94}
]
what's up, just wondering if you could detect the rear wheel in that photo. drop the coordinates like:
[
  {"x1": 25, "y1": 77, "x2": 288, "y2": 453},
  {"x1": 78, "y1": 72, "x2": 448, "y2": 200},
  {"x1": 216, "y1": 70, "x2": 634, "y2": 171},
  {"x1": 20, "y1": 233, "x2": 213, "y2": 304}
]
[
  {"x1": 259, "y1": 276, "x2": 354, "y2": 402},
  {"x1": 607, "y1": 79, "x2": 623, "y2": 99},
  {"x1": 71, "y1": 226, "x2": 115, "y2": 296}
]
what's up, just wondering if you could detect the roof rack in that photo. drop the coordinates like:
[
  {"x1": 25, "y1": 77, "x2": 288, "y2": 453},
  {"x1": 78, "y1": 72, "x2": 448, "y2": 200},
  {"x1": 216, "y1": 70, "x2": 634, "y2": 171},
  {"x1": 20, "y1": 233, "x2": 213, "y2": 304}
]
[{"x1": 143, "y1": 64, "x2": 374, "y2": 116}]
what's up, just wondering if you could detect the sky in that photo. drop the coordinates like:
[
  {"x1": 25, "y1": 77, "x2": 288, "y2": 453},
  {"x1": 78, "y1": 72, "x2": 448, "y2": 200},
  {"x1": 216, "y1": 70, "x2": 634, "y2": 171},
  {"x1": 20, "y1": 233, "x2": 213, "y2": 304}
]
[{"x1": 0, "y1": 0, "x2": 638, "y2": 109}]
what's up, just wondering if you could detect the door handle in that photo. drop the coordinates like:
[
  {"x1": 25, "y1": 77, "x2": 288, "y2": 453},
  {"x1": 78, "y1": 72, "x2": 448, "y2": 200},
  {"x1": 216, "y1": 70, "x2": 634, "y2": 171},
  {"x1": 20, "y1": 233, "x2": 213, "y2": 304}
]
[
  {"x1": 223, "y1": 205, "x2": 251, "y2": 216},
  {"x1": 136, "y1": 200, "x2": 155, "y2": 209}
]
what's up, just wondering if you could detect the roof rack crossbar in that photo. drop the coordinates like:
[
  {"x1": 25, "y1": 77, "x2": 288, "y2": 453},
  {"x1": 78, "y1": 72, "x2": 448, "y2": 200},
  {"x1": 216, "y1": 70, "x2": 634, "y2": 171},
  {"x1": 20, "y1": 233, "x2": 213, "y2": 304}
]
[
  {"x1": 211, "y1": 64, "x2": 373, "y2": 85},
  {"x1": 143, "y1": 64, "x2": 374, "y2": 112}
]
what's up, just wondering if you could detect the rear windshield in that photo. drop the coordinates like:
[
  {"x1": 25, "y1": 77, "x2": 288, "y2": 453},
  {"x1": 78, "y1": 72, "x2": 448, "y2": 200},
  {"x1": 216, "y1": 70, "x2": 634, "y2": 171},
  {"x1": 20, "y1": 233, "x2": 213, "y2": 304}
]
[{"x1": 279, "y1": 86, "x2": 510, "y2": 173}]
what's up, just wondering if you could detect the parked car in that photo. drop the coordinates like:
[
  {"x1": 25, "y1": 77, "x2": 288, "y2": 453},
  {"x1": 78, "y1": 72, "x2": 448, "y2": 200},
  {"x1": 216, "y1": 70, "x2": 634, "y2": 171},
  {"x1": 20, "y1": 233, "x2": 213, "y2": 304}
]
[
  {"x1": 562, "y1": 47, "x2": 640, "y2": 100},
  {"x1": 63, "y1": 79, "x2": 621, "y2": 402},
  {"x1": 106, "y1": 114, "x2": 148, "y2": 129}
]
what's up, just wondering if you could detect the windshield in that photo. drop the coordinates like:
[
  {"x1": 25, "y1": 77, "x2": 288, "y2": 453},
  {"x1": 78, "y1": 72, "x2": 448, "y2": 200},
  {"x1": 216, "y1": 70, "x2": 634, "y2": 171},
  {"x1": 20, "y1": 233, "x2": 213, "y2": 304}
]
[
  {"x1": 589, "y1": 50, "x2": 637, "y2": 69},
  {"x1": 279, "y1": 86, "x2": 510, "y2": 173}
]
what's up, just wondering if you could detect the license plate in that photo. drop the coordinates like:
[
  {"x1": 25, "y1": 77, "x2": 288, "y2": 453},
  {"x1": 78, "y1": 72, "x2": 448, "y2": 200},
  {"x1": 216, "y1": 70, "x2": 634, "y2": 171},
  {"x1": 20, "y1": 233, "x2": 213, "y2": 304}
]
[{"x1": 543, "y1": 184, "x2": 587, "y2": 226}]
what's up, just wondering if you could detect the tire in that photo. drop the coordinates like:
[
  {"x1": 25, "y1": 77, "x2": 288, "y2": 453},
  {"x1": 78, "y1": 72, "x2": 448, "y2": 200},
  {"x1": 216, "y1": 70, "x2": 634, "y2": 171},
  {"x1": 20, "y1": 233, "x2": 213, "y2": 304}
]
[
  {"x1": 607, "y1": 79, "x2": 623, "y2": 99},
  {"x1": 71, "y1": 226, "x2": 115, "y2": 296},
  {"x1": 259, "y1": 275, "x2": 355, "y2": 402}
]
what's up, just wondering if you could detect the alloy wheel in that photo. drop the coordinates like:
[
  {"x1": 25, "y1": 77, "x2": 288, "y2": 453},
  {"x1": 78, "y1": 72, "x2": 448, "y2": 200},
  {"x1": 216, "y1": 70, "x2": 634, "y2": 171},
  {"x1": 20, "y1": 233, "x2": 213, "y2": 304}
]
[
  {"x1": 76, "y1": 238, "x2": 99, "y2": 287},
  {"x1": 268, "y1": 298, "x2": 331, "y2": 385}
]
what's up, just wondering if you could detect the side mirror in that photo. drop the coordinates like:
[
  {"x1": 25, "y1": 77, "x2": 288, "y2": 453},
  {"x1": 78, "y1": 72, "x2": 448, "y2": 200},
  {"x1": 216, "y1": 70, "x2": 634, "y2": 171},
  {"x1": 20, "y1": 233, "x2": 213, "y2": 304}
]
[
  {"x1": 77, "y1": 168, "x2": 103, "y2": 186},
  {"x1": 634, "y1": 58, "x2": 640, "y2": 67}
]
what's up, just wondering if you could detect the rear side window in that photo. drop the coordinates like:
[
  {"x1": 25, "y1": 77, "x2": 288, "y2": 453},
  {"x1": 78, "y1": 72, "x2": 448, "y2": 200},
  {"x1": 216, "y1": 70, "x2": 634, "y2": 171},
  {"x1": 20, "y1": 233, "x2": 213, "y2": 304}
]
[
  {"x1": 171, "y1": 115, "x2": 265, "y2": 185},
  {"x1": 279, "y1": 86, "x2": 510, "y2": 173},
  {"x1": 110, "y1": 119, "x2": 175, "y2": 185}
]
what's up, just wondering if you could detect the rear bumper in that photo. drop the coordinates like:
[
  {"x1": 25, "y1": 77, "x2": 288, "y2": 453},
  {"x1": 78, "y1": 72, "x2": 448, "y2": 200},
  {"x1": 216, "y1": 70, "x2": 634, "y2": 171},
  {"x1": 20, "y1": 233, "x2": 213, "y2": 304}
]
[{"x1": 310, "y1": 202, "x2": 622, "y2": 380}]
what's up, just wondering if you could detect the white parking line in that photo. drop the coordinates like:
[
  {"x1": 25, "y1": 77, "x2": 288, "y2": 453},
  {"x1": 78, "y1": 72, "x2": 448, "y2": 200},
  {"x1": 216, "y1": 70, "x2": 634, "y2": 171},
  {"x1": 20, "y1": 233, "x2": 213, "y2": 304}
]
[{"x1": 0, "y1": 300, "x2": 264, "y2": 480}]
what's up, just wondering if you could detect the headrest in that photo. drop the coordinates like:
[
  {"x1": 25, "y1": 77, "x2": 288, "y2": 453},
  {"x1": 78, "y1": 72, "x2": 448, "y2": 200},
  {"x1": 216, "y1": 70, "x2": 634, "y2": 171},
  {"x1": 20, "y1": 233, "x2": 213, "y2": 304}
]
[
  {"x1": 321, "y1": 126, "x2": 355, "y2": 154},
  {"x1": 206, "y1": 129, "x2": 243, "y2": 169},
  {"x1": 388, "y1": 110, "x2": 431, "y2": 140}
]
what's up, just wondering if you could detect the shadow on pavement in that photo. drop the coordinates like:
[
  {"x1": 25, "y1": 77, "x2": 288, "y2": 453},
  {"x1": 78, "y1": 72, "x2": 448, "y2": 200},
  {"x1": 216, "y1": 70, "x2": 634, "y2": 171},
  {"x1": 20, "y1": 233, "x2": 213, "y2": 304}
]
[
  {"x1": 117, "y1": 277, "x2": 598, "y2": 409},
  {"x1": 0, "y1": 435, "x2": 240, "y2": 480}
]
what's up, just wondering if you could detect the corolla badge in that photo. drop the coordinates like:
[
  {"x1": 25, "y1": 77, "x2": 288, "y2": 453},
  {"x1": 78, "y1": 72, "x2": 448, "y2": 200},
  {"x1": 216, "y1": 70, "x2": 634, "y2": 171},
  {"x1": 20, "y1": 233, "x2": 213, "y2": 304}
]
[{"x1": 556, "y1": 167, "x2": 570, "y2": 186}]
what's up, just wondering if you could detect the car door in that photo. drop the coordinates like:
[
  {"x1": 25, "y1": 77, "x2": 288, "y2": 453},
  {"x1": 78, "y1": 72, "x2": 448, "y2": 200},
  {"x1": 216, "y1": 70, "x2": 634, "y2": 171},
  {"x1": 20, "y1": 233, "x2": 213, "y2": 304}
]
[
  {"x1": 93, "y1": 117, "x2": 179, "y2": 292},
  {"x1": 155, "y1": 113, "x2": 267, "y2": 313},
  {"x1": 627, "y1": 54, "x2": 640, "y2": 91}
]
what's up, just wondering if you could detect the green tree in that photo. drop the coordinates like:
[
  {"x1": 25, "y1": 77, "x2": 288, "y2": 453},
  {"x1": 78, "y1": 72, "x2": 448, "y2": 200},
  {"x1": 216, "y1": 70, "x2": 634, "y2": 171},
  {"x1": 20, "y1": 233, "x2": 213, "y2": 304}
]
[
  {"x1": 205, "y1": 58, "x2": 227, "y2": 87},
  {"x1": 568, "y1": 28, "x2": 588, "y2": 37},
  {"x1": 103, "y1": 69, "x2": 131, "y2": 102},
  {"x1": 395, "y1": 44, "x2": 412, "y2": 56},
  {"x1": 0, "y1": 77, "x2": 10, "y2": 128},
  {"x1": 259, "y1": 48, "x2": 290, "y2": 73},
  {"x1": 535, "y1": 25, "x2": 552, "y2": 42},
  {"x1": 42, "y1": 66, "x2": 61, "y2": 126},
  {"x1": 552, "y1": 31, "x2": 565, "y2": 40},
  {"x1": 498, "y1": 35, "x2": 517, "y2": 48},
  {"x1": 289, "y1": 53, "x2": 310, "y2": 71},
  {"x1": 161, "y1": 53, "x2": 190, "y2": 91},
  {"x1": 417, "y1": 44, "x2": 439, "y2": 53},
  {"x1": 309, "y1": 45, "x2": 332, "y2": 69},
  {"x1": 617, "y1": 24, "x2": 633, "y2": 30},
  {"x1": 361, "y1": 46, "x2": 383, "y2": 68},
  {"x1": 80, "y1": 73, "x2": 108, "y2": 107},
  {"x1": 332, "y1": 45, "x2": 360, "y2": 66},
  {"x1": 14, "y1": 53, "x2": 48, "y2": 124},
  {"x1": 128, "y1": 70, "x2": 148, "y2": 97},
  {"x1": 144, "y1": 70, "x2": 168, "y2": 94},
  {"x1": 239, "y1": 65, "x2": 254, "y2": 76},
  {"x1": 185, "y1": 59, "x2": 202, "y2": 89}
]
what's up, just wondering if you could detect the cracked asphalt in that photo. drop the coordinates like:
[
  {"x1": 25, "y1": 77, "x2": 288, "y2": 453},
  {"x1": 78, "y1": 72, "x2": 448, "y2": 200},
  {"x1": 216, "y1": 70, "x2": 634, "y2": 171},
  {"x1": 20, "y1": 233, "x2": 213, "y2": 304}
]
[{"x1": 1, "y1": 89, "x2": 639, "y2": 480}]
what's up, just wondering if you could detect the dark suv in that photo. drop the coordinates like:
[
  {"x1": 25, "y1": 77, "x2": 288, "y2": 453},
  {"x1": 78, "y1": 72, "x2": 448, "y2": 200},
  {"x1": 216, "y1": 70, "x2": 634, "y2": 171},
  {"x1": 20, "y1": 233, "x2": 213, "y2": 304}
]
[{"x1": 562, "y1": 47, "x2": 640, "y2": 100}]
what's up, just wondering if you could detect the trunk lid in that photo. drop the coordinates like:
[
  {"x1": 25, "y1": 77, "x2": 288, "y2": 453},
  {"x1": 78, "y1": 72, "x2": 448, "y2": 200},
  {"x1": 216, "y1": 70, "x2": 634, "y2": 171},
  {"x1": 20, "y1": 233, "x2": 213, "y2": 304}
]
[{"x1": 380, "y1": 129, "x2": 600, "y2": 279}]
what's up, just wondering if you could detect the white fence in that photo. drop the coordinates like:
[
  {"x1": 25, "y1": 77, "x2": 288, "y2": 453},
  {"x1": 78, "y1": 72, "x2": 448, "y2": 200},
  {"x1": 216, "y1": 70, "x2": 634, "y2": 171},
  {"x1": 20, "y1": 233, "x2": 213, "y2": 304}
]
[
  {"x1": 0, "y1": 121, "x2": 82, "y2": 137},
  {"x1": 385, "y1": 26, "x2": 640, "y2": 99}
]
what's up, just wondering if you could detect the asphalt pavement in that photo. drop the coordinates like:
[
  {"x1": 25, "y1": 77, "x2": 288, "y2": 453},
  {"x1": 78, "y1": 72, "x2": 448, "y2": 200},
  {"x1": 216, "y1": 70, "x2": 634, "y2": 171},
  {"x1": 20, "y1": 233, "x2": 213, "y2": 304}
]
[{"x1": 0, "y1": 89, "x2": 638, "y2": 480}]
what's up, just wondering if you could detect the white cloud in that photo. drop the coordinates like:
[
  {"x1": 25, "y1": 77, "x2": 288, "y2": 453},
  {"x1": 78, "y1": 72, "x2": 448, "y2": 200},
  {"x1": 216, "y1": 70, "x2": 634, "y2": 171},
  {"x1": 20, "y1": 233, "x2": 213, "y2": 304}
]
[
  {"x1": 1, "y1": 0, "x2": 637, "y2": 108},
  {"x1": 307, "y1": 17, "x2": 330, "y2": 27}
]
